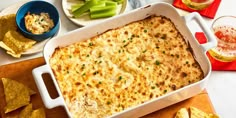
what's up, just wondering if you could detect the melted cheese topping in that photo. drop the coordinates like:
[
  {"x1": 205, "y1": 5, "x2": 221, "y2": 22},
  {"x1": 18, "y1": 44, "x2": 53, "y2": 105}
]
[
  {"x1": 49, "y1": 16, "x2": 204, "y2": 118},
  {"x1": 24, "y1": 12, "x2": 54, "y2": 34}
]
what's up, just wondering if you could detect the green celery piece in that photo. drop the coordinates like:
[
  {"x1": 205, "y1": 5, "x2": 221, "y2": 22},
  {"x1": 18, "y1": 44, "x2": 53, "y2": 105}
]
[
  {"x1": 105, "y1": 1, "x2": 117, "y2": 6},
  {"x1": 98, "y1": 0, "x2": 113, "y2": 1},
  {"x1": 71, "y1": 4, "x2": 84, "y2": 12},
  {"x1": 90, "y1": 5, "x2": 116, "y2": 13},
  {"x1": 72, "y1": 0, "x2": 98, "y2": 18},
  {"x1": 91, "y1": 1, "x2": 106, "y2": 8},
  {"x1": 112, "y1": 0, "x2": 123, "y2": 2},
  {"x1": 90, "y1": 9, "x2": 116, "y2": 19},
  {"x1": 113, "y1": 0, "x2": 123, "y2": 4}
]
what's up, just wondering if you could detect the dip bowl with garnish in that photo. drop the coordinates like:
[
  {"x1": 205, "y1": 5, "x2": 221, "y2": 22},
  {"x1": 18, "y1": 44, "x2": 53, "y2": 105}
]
[{"x1": 16, "y1": 0, "x2": 59, "y2": 42}]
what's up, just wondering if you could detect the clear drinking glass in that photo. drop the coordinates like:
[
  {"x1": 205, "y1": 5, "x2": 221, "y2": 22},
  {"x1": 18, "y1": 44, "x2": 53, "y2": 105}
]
[{"x1": 208, "y1": 16, "x2": 236, "y2": 62}]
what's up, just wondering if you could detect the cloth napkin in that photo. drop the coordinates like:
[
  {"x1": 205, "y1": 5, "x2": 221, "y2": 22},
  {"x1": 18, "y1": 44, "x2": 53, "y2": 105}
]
[
  {"x1": 195, "y1": 32, "x2": 236, "y2": 71},
  {"x1": 128, "y1": 0, "x2": 161, "y2": 9},
  {"x1": 128, "y1": 0, "x2": 147, "y2": 9},
  {"x1": 173, "y1": 0, "x2": 221, "y2": 19}
]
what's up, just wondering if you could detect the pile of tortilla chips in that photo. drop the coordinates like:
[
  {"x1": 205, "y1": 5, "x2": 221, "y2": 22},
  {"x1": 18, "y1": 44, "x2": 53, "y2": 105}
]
[
  {"x1": 175, "y1": 106, "x2": 219, "y2": 118},
  {"x1": 19, "y1": 104, "x2": 45, "y2": 118},
  {"x1": 1, "y1": 78, "x2": 45, "y2": 118},
  {"x1": 0, "y1": 14, "x2": 36, "y2": 58}
]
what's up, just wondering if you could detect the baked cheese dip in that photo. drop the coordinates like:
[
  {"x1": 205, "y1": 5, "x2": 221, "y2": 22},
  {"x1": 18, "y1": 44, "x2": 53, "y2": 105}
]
[
  {"x1": 24, "y1": 12, "x2": 54, "y2": 34},
  {"x1": 50, "y1": 16, "x2": 204, "y2": 118}
]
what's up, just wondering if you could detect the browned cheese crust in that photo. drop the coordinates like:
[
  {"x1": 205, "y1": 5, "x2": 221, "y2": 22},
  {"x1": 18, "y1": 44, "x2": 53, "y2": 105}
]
[{"x1": 49, "y1": 16, "x2": 204, "y2": 118}]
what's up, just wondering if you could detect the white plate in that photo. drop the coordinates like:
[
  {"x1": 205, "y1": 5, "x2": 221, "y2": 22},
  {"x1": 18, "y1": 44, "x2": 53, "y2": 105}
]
[
  {"x1": 0, "y1": 0, "x2": 61, "y2": 55},
  {"x1": 62, "y1": 0, "x2": 128, "y2": 26}
]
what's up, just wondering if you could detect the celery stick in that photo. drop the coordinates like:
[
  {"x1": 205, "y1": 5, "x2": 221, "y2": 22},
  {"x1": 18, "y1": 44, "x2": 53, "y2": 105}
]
[
  {"x1": 91, "y1": 1, "x2": 106, "y2": 8},
  {"x1": 90, "y1": 9, "x2": 116, "y2": 19},
  {"x1": 71, "y1": 4, "x2": 84, "y2": 12},
  {"x1": 113, "y1": 0, "x2": 123, "y2": 2},
  {"x1": 98, "y1": 0, "x2": 113, "y2": 1},
  {"x1": 90, "y1": 6, "x2": 116, "y2": 13},
  {"x1": 105, "y1": 1, "x2": 117, "y2": 6},
  {"x1": 72, "y1": 0, "x2": 98, "y2": 18},
  {"x1": 113, "y1": 0, "x2": 123, "y2": 4}
]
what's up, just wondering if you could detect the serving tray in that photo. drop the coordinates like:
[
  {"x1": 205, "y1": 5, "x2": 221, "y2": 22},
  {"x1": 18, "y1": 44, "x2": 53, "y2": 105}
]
[{"x1": 0, "y1": 57, "x2": 216, "y2": 118}]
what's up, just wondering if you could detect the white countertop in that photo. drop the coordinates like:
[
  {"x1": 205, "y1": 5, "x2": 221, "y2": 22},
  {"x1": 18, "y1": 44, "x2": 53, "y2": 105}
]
[{"x1": 1, "y1": 0, "x2": 236, "y2": 118}]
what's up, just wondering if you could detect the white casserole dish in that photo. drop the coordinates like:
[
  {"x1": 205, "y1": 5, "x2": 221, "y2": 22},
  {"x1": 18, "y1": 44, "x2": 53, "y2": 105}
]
[{"x1": 32, "y1": 2, "x2": 217, "y2": 118}]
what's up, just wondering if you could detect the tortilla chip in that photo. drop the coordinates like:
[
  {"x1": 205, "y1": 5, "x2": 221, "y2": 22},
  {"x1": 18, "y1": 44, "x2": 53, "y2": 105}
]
[
  {"x1": 208, "y1": 113, "x2": 220, "y2": 118},
  {"x1": 1, "y1": 78, "x2": 36, "y2": 113},
  {"x1": 0, "y1": 14, "x2": 36, "y2": 58},
  {"x1": 190, "y1": 107, "x2": 219, "y2": 118},
  {"x1": 0, "y1": 30, "x2": 36, "y2": 57},
  {"x1": 0, "y1": 14, "x2": 17, "y2": 41},
  {"x1": 19, "y1": 104, "x2": 33, "y2": 118},
  {"x1": 175, "y1": 108, "x2": 189, "y2": 118},
  {"x1": 28, "y1": 88, "x2": 37, "y2": 96},
  {"x1": 31, "y1": 108, "x2": 46, "y2": 118},
  {"x1": 0, "y1": 41, "x2": 21, "y2": 58}
]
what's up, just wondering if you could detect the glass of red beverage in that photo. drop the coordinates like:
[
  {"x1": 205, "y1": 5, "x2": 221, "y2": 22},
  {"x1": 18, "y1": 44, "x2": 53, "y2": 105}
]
[{"x1": 209, "y1": 16, "x2": 236, "y2": 62}]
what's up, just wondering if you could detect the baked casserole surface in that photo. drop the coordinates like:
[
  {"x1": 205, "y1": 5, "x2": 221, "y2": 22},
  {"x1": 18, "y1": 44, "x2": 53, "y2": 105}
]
[{"x1": 49, "y1": 16, "x2": 204, "y2": 118}]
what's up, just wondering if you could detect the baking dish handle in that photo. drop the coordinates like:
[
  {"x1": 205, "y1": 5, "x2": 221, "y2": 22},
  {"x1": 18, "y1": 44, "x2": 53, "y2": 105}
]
[
  {"x1": 184, "y1": 12, "x2": 217, "y2": 52},
  {"x1": 32, "y1": 65, "x2": 64, "y2": 109}
]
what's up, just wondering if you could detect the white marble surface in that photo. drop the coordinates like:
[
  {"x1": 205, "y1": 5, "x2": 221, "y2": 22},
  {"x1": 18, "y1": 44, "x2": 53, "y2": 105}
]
[{"x1": 1, "y1": 0, "x2": 236, "y2": 118}]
